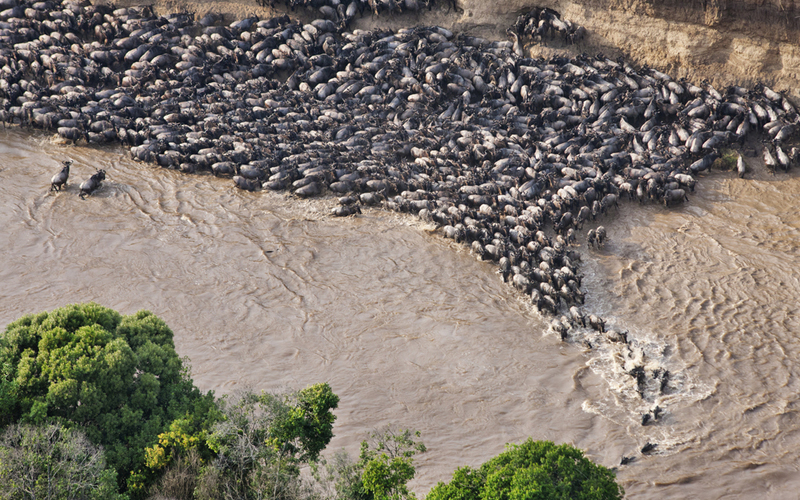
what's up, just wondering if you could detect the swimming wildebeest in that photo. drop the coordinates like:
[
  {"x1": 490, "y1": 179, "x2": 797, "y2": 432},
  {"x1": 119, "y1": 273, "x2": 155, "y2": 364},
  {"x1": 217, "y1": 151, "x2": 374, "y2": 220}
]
[
  {"x1": 79, "y1": 169, "x2": 106, "y2": 199},
  {"x1": 50, "y1": 160, "x2": 72, "y2": 191},
  {"x1": 588, "y1": 314, "x2": 605, "y2": 332}
]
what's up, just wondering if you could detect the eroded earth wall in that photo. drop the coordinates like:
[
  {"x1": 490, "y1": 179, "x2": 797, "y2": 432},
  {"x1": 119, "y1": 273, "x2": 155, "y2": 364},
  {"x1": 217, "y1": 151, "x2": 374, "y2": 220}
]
[{"x1": 455, "y1": 0, "x2": 800, "y2": 100}]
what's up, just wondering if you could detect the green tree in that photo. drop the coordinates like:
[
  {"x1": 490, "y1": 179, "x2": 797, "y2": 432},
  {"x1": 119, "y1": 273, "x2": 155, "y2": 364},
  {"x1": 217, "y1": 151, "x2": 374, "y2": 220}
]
[
  {"x1": 269, "y1": 383, "x2": 341, "y2": 463},
  {"x1": 312, "y1": 448, "x2": 364, "y2": 500},
  {"x1": 361, "y1": 454, "x2": 416, "y2": 500},
  {"x1": 146, "y1": 448, "x2": 205, "y2": 500},
  {"x1": 0, "y1": 423, "x2": 126, "y2": 500},
  {"x1": 0, "y1": 303, "x2": 218, "y2": 496},
  {"x1": 314, "y1": 427, "x2": 426, "y2": 500},
  {"x1": 360, "y1": 428, "x2": 426, "y2": 500},
  {"x1": 134, "y1": 413, "x2": 219, "y2": 498},
  {"x1": 423, "y1": 466, "x2": 483, "y2": 500},
  {"x1": 198, "y1": 384, "x2": 339, "y2": 500},
  {"x1": 426, "y1": 440, "x2": 623, "y2": 500}
]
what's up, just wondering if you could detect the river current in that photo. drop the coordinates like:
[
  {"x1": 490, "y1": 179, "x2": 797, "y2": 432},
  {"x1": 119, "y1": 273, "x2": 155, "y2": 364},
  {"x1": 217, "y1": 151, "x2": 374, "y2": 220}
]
[{"x1": 2, "y1": 127, "x2": 799, "y2": 498}]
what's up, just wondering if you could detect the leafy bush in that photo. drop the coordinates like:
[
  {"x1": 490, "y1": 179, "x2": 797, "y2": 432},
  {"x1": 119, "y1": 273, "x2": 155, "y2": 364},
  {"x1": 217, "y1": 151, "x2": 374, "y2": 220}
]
[
  {"x1": 147, "y1": 448, "x2": 204, "y2": 500},
  {"x1": 194, "y1": 384, "x2": 340, "y2": 500},
  {"x1": 315, "y1": 427, "x2": 426, "y2": 500},
  {"x1": 0, "y1": 303, "x2": 218, "y2": 496},
  {"x1": 426, "y1": 439, "x2": 623, "y2": 500},
  {"x1": 313, "y1": 449, "x2": 364, "y2": 500},
  {"x1": 714, "y1": 148, "x2": 739, "y2": 171},
  {"x1": 0, "y1": 423, "x2": 126, "y2": 500},
  {"x1": 360, "y1": 428, "x2": 426, "y2": 500}
]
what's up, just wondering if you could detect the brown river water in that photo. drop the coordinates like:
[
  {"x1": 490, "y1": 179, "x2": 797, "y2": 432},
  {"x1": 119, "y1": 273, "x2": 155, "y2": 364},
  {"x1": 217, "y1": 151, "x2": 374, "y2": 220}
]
[{"x1": 2, "y1": 127, "x2": 800, "y2": 498}]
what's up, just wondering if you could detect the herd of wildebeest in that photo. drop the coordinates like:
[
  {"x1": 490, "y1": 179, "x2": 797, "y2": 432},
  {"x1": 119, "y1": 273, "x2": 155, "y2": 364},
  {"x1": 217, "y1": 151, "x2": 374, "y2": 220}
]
[{"x1": 4, "y1": 0, "x2": 797, "y2": 457}]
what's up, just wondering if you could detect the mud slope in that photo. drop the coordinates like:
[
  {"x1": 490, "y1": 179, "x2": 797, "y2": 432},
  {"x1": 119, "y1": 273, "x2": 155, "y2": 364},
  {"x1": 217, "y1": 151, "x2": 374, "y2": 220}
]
[{"x1": 468, "y1": 0, "x2": 800, "y2": 101}]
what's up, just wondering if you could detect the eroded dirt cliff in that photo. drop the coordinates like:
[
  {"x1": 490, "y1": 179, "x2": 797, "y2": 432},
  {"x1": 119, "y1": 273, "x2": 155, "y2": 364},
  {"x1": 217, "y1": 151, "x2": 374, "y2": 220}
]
[{"x1": 481, "y1": 0, "x2": 800, "y2": 101}]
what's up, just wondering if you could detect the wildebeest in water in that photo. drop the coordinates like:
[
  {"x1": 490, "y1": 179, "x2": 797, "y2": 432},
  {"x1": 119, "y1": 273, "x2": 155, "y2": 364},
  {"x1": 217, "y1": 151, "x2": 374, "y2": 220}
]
[
  {"x1": 79, "y1": 169, "x2": 106, "y2": 199},
  {"x1": 50, "y1": 160, "x2": 72, "y2": 192}
]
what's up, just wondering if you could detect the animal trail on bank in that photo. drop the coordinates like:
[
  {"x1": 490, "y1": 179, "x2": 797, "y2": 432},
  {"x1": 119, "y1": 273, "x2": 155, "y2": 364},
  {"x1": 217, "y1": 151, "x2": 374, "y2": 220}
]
[{"x1": 3, "y1": 0, "x2": 798, "y2": 458}]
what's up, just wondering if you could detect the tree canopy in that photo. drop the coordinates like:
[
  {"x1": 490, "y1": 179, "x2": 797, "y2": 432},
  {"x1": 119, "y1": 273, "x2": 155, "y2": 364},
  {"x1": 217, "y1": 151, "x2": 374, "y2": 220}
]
[
  {"x1": 426, "y1": 439, "x2": 623, "y2": 500},
  {"x1": 315, "y1": 426, "x2": 426, "y2": 500},
  {"x1": 0, "y1": 303, "x2": 218, "y2": 494},
  {"x1": 0, "y1": 423, "x2": 125, "y2": 500},
  {"x1": 189, "y1": 385, "x2": 340, "y2": 500}
]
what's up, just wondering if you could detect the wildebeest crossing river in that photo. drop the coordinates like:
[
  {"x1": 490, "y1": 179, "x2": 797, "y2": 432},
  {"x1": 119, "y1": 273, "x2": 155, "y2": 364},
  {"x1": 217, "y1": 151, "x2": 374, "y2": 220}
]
[
  {"x1": 2, "y1": 0, "x2": 800, "y2": 497},
  {"x1": 5, "y1": 124, "x2": 800, "y2": 498}
]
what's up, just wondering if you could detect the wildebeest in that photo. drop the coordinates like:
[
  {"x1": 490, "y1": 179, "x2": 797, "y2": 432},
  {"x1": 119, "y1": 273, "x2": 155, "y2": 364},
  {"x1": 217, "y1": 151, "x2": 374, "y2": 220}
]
[
  {"x1": 588, "y1": 314, "x2": 605, "y2": 332},
  {"x1": 576, "y1": 206, "x2": 590, "y2": 229},
  {"x1": 79, "y1": 169, "x2": 106, "y2": 199},
  {"x1": 600, "y1": 193, "x2": 618, "y2": 213},
  {"x1": 332, "y1": 204, "x2": 362, "y2": 216},
  {"x1": 233, "y1": 175, "x2": 259, "y2": 192},
  {"x1": 673, "y1": 173, "x2": 696, "y2": 192},
  {"x1": 606, "y1": 329, "x2": 628, "y2": 343},
  {"x1": 569, "y1": 305, "x2": 585, "y2": 327},
  {"x1": 295, "y1": 182, "x2": 321, "y2": 198},
  {"x1": 587, "y1": 229, "x2": 596, "y2": 247},
  {"x1": 689, "y1": 152, "x2": 719, "y2": 174},
  {"x1": 737, "y1": 154, "x2": 746, "y2": 178},
  {"x1": 641, "y1": 442, "x2": 658, "y2": 454},
  {"x1": 776, "y1": 145, "x2": 791, "y2": 172},
  {"x1": 663, "y1": 188, "x2": 688, "y2": 207},
  {"x1": 551, "y1": 318, "x2": 569, "y2": 341},
  {"x1": 556, "y1": 211, "x2": 573, "y2": 234},
  {"x1": 588, "y1": 226, "x2": 607, "y2": 248},
  {"x1": 50, "y1": 160, "x2": 72, "y2": 191},
  {"x1": 763, "y1": 145, "x2": 778, "y2": 173},
  {"x1": 596, "y1": 226, "x2": 607, "y2": 246},
  {"x1": 212, "y1": 161, "x2": 237, "y2": 177}
]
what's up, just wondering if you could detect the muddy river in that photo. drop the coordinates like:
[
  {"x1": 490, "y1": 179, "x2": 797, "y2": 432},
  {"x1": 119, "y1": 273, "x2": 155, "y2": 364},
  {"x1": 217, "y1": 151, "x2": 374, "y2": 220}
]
[{"x1": 2, "y1": 127, "x2": 799, "y2": 498}]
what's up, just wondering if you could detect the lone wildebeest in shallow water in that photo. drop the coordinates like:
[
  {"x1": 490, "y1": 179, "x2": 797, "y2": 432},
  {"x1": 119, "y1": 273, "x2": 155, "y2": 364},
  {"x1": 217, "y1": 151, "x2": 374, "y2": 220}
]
[
  {"x1": 79, "y1": 169, "x2": 106, "y2": 199},
  {"x1": 50, "y1": 160, "x2": 72, "y2": 191}
]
